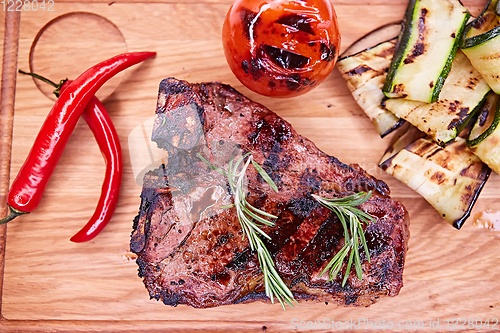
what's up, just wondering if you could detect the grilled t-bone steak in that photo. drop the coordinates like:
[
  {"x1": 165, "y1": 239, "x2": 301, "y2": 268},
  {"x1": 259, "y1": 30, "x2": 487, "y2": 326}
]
[{"x1": 131, "y1": 77, "x2": 409, "y2": 308}]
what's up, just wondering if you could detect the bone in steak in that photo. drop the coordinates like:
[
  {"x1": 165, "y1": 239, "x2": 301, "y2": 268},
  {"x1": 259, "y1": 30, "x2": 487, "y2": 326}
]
[{"x1": 130, "y1": 77, "x2": 410, "y2": 308}]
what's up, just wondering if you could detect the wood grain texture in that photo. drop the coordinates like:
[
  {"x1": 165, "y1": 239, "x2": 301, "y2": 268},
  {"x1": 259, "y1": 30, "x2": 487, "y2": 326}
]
[{"x1": 1, "y1": 1, "x2": 499, "y2": 332}]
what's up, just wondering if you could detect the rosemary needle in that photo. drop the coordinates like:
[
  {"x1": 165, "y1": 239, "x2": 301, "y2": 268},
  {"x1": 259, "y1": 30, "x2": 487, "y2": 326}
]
[
  {"x1": 198, "y1": 152, "x2": 296, "y2": 309},
  {"x1": 312, "y1": 191, "x2": 376, "y2": 286}
]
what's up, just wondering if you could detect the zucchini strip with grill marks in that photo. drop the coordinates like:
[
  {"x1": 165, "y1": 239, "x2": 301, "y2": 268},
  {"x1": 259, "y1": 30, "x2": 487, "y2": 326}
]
[
  {"x1": 467, "y1": 91, "x2": 500, "y2": 175},
  {"x1": 460, "y1": 0, "x2": 500, "y2": 94},
  {"x1": 380, "y1": 126, "x2": 491, "y2": 229},
  {"x1": 337, "y1": 23, "x2": 404, "y2": 137},
  {"x1": 383, "y1": 0, "x2": 470, "y2": 103},
  {"x1": 384, "y1": 50, "x2": 490, "y2": 146}
]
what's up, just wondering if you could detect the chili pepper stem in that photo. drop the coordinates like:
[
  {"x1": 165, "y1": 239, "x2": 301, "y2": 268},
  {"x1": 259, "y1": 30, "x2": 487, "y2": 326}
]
[
  {"x1": 0, "y1": 205, "x2": 28, "y2": 225},
  {"x1": 18, "y1": 70, "x2": 68, "y2": 97}
]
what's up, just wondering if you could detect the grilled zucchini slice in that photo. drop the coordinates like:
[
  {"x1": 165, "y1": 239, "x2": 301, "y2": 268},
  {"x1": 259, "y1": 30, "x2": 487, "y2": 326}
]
[
  {"x1": 460, "y1": 0, "x2": 500, "y2": 94},
  {"x1": 467, "y1": 91, "x2": 500, "y2": 174},
  {"x1": 380, "y1": 126, "x2": 491, "y2": 229},
  {"x1": 383, "y1": 0, "x2": 470, "y2": 103},
  {"x1": 338, "y1": 39, "x2": 404, "y2": 137},
  {"x1": 384, "y1": 50, "x2": 490, "y2": 146}
]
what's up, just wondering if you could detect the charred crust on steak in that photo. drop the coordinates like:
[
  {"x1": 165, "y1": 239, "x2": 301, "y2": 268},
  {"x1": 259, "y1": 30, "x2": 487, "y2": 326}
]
[{"x1": 131, "y1": 77, "x2": 410, "y2": 308}]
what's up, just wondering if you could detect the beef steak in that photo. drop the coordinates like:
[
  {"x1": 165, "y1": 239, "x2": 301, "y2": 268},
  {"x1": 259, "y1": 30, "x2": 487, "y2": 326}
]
[{"x1": 131, "y1": 77, "x2": 409, "y2": 308}]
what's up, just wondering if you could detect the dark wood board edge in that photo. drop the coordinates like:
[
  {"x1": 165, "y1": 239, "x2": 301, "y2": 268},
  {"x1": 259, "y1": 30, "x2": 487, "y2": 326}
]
[{"x1": 0, "y1": 9, "x2": 21, "y2": 321}]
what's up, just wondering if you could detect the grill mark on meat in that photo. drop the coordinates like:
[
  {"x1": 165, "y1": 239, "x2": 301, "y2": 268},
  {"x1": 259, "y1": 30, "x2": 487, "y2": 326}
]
[
  {"x1": 275, "y1": 204, "x2": 338, "y2": 277},
  {"x1": 264, "y1": 201, "x2": 309, "y2": 253},
  {"x1": 227, "y1": 249, "x2": 251, "y2": 270},
  {"x1": 131, "y1": 78, "x2": 409, "y2": 308},
  {"x1": 297, "y1": 210, "x2": 345, "y2": 279},
  {"x1": 300, "y1": 168, "x2": 322, "y2": 191},
  {"x1": 288, "y1": 196, "x2": 319, "y2": 219},
  {"x1": 248, "y1": 116, "x2": 293, "y2": 152}
]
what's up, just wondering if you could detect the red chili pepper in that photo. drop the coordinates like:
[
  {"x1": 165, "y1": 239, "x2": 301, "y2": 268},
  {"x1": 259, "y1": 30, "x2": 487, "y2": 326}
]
[
  {"x1": 0, "y1": 51, "x2": 155, "y2": 224},
  {"x1": 71, "y1": 92, "x2": 123, "y2": 242},
  {"x1": 49, "y1": 80, "x2": 123, "y2": 242},
  {"x1": 16, "y1": 75, "x2": 123, "y2": 242}
]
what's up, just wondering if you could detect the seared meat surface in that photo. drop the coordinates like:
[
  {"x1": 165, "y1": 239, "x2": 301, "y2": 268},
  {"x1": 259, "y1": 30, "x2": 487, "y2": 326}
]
[{"x1": 131, "y1": 78, "x2": 409, "y2": 308}]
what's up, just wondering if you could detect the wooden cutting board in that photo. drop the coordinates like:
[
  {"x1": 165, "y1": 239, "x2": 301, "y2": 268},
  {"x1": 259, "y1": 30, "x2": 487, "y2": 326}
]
[{"x1": 1, "y1": 1, "x2": 499, "y2": 332}]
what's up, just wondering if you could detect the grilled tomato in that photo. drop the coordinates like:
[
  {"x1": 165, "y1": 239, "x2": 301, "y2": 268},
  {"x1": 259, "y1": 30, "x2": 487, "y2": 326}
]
[{"x1": 222, "y1": 0, "x2": 341, "y2": 97}]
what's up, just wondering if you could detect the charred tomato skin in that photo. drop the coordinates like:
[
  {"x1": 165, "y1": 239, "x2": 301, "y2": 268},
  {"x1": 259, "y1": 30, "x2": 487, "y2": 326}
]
[{"x1": 222, "y1": 0, "x2": 341, "y2": 98}]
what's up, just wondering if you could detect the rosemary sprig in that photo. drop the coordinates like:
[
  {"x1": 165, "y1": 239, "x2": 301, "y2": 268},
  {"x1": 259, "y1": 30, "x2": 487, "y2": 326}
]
[
  {"x1": 312, "y1": 191, "x2": 376, "y2": 286},
  {"x1": 197, "y1": 152, "x2": 296, "y2": 309}
]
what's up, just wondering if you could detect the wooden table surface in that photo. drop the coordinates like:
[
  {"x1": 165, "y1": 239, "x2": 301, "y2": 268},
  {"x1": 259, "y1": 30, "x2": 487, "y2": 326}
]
[{"x1": 1, "y1": 1, "x2": 499, "y2": 332}]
